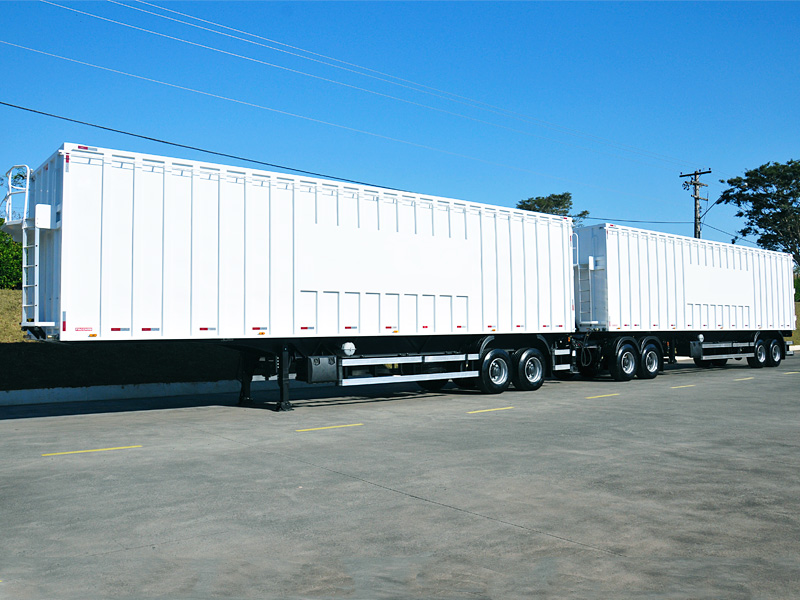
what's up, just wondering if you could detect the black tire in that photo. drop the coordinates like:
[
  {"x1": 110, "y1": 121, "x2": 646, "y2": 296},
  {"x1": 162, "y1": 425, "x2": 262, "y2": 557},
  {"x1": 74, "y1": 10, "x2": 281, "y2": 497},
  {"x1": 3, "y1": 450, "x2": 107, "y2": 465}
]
[
  {"x1": 747, "y1": 339, "x2": 767, "y2": 368},
  {"x1": 693, "y1": 357, "x2": 712, "y2": 368},
  {"x1": 511, "y1": 348, "x2": 545, "y2": 391},
  {"x1": 637, "y1": 343, "x2": 660, "y2": 379},
  {"x1": 477, "y1": 349, "x2": 512, "y2": 394},
  {"x1": 765, "y1": 338, "x2": 782, "y2": 367},
  {"x1": 609, "y1": 342, "x2": 638, "y2": 382},
  {"x1": 417, "y1": 379, "x2": 448, "y2": 392},
  {"x1": 711, "y1": 359, "x2": 728, "y2": 367}
]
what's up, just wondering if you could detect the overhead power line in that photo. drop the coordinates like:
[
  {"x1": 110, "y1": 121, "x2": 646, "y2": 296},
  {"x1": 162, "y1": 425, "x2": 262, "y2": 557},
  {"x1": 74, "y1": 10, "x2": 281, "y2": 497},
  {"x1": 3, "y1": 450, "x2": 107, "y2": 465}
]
[
  {"x1": 41, "y1": 0, "x2": 705, "y2": 172},
  {"x1": 1, "y1": 99, "x2": 748, "y2": 243},
  {"x1": 0, "y1": 100, "x2": 388, "y2": 187},
  {"x1": 0, "y1": 40, "x2": 674, "y2": 201},
  {"x1": 584, "y1": 217, "x2": 693, "y2": 225},
  {"x1": 123, "y1": 0, "x2": 708, "y2": 170}
]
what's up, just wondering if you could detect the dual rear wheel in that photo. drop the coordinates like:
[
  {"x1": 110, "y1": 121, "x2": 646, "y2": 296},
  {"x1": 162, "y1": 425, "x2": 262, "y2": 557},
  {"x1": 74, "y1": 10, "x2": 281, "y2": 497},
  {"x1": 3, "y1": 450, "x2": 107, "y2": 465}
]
[
  {"x1": 476, "y1": 347, "x2": 546, "y2": 394},
  {"x1": 748, "y1": 337, "x2": 782, "y2": 368},
  {"x1": 444, "y1": 347, "x2": 546, "y2": 394}
]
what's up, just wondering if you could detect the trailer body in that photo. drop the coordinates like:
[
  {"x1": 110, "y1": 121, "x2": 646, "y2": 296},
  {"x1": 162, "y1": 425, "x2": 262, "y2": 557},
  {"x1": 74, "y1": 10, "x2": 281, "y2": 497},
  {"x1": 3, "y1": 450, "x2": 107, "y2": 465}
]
[
  {"x1": 3, "y1": 143, "x2": 575, "y2": 344},
  {"x1": 575, "y1": 223, "x2": 795, "y2": 333},
  {"x1": 3, "y1": 144, "x2": 794, "y2": 408}
]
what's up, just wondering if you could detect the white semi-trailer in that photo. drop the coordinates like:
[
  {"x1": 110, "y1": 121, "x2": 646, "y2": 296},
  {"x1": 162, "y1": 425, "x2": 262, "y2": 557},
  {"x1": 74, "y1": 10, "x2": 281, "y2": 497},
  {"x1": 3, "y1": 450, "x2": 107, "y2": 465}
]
[
  {"x1": 573, "y1": 224, "x2": 795, "y2": 380},
  {"x1": 3, "y1": 144, "x2": 794, "y2": 409}
]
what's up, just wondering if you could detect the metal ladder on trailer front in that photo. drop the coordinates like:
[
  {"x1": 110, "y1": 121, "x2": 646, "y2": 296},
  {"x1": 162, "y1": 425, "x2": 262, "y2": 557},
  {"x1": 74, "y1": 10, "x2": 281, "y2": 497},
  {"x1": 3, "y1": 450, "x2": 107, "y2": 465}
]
[{"x1": 3, "y1": 165, "x2": 52, "y2": 328}]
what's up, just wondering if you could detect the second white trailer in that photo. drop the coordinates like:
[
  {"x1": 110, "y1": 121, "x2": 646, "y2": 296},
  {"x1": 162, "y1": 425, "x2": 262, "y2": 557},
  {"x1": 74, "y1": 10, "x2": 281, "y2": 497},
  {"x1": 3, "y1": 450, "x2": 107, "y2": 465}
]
[{"x1": 572, "y1": 223, "x2": 795, "y2": 380}]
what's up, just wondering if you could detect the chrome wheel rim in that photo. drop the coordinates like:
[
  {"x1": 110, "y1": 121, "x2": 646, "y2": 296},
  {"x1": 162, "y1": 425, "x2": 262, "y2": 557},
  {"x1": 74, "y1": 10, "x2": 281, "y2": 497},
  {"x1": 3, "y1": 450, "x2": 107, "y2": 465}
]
[
  {"x1": 489, "y1": 358, "x2": 509, "y2": 385},
  {"x1": 645, "y1": 351, "x2": 658, "y2": 373},
  {"x1": 757, "y1": 345, "x2": 766, "y2": 362},
  {"x1": 524, "y1": 357, "x2": 542, "y2": 383},
  {"x1": 771, "y1": 343, "x2": 781, "y2": 362},
  {"x1": 621, "y1": 351, "x2": 636, "y2": 375}
]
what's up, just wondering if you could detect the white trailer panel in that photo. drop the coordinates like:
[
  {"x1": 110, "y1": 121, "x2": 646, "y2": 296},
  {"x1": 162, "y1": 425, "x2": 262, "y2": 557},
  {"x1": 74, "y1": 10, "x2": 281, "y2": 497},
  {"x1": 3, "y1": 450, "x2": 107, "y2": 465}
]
[
  {"x1": 5, "y1": 143, "x2": 575, "y2": 342},
  {"x1": 575, "y1": 224, "x2": 795, "y2": 333}
]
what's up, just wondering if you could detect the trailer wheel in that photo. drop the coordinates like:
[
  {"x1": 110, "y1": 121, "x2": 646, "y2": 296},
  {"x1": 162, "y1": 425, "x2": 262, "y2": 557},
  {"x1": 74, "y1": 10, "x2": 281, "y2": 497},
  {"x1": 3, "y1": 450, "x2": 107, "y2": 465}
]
[
  {"x1": 747, "y1": 339, "x2": 767, "y2": 368},
  {"x1": 418, "y1": 379, "x2": 449, "y2": 392},
  {"x1": 610, "y1": 343, "x2": 638, "y2": 381},
  {"x1": 511, "y1": 348, "x2": 545, "y2": 391},
  {"x1": 693, "y1": 357, "x2": 712, "y2": 368},
  {"x1": 637, "y1": 343, "x2": 660, "y2": 379},
  {"x1": 765, "y1": 338, "x2": 782, "y2": 367},
  {"x1": 478, "y1": 349, "x2": 512, "y2": 394}
]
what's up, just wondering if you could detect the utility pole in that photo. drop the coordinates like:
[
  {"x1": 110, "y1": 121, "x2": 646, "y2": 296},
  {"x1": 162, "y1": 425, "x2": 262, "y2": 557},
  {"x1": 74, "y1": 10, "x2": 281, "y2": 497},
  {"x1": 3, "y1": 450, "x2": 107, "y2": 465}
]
[{"x1": 680, "y1": 169, "x2": 712, "y2": 238}]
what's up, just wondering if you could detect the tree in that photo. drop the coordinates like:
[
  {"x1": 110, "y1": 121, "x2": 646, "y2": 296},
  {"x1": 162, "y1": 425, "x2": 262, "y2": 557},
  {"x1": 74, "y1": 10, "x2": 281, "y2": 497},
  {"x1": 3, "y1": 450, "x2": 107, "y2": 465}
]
[
  {"x1": 718, "y1": 159, "x2": 800, "y2": 267},
  {"x1": 0, "y1": 218, "x2": 23, "y2": 289},
  {"x1": 516, "y1": 192, "x2": 589, "y2": 226}
]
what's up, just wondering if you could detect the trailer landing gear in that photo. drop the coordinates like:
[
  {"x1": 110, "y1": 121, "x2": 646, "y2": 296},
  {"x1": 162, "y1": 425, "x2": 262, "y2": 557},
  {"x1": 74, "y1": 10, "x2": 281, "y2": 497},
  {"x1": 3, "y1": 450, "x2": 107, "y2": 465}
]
[
  {"x1": 237, "y1": 348, "x2": 293, "y2": 411},
  {"x1": 276, "y1": 346, "x2": 293, "y2": 412}
]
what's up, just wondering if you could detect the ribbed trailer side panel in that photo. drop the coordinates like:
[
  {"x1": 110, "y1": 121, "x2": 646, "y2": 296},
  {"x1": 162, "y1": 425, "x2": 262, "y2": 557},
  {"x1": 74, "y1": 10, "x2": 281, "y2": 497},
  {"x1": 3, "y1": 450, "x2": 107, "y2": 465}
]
[
  {"x1": 31, "y1": 144, "x2": 574, "y2": 342},
  {"x1": 575, "y1": 224, "x2": 795, "y2": 333}
]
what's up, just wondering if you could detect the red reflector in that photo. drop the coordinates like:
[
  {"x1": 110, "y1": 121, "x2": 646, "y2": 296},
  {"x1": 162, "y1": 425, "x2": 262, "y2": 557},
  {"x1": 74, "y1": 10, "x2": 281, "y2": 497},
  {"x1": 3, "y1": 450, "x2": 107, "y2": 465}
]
[
  {"x1": 457, "y1": 325, "x2": 462, "y2": 329},
  {"x1": 200, "y1": 327, "x2": 209, "y2": 331},
  {"x1": 422, "y1": 326, "x2": 428, "y2": 329},
  {"x1": 345, "y1": 326, "x2": 356, "y2": 330},
  {"x1": 62, "y1": 321, "x2": 66, "y2": 332},
  {"x1": 385, "y1": 326, "x2": 392, "y2": 329},
  {"x1": 77, "y1": 145, "x2": 88, "y2": 150},
  {"x1": 142, "y1": 328, "x2": 151, "y2": 332},
  {"x1": 65, "y1": 154, "x2": 70, "y2": 163},
  {"x1": 111, "y1": 328, "x2": 121, "y2": 332}
]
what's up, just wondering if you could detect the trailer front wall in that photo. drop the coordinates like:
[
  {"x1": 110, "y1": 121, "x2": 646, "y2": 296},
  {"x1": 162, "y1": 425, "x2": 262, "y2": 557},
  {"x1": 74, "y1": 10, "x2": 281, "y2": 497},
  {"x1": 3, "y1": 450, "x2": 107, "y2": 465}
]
[
  {"x1": 53, "y1": 144, "x2": 575, "y2": 342},
  {"x1": 575, "y1": 224, "x2": 795, "y2": 333}
]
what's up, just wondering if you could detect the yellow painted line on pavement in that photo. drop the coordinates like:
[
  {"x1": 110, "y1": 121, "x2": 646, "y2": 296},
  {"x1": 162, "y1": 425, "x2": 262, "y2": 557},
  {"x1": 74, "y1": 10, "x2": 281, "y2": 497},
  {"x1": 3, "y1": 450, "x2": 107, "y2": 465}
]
[
  {"x1": 42, "y1": 445, "x2": 142, "y2": 457},
  {"x1": 468, "y1": 407, "x2": 514, "y2": 414},
  {"x1": 585, "y1": 393, "x2": 620, "y2": 399},
  {"x1": 734, "y1": 377, "x2": 754, "y2": 381},
  {"x1": 671, "y1": 384, "x2": 696, "y2": 389},
  {"x1": 783, "y1": 371, "x2": 799, "y2": 375},
  {"x1": 296, "y1": 423, "x2": 363, "y2": 432}
]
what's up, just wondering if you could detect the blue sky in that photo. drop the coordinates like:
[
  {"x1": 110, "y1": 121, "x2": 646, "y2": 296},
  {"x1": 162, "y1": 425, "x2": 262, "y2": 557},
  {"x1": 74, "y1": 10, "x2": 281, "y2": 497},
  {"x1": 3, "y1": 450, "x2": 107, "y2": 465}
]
[{"x1": 1, "y1": 1, "x2": 798, "y2": 246}]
